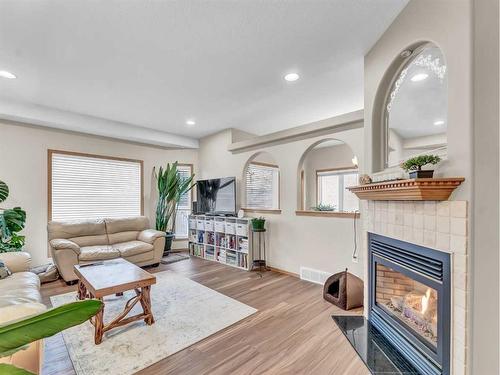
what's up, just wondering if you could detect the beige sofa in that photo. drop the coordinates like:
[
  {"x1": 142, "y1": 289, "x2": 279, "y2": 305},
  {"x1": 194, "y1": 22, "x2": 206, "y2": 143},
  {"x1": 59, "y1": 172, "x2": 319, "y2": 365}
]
[
  {"x1": 48, "y1": 216, "x2": 165, "y2": 283},
  {"x1": 0, "y1": 252, "x2": 46, "y2": 374}
]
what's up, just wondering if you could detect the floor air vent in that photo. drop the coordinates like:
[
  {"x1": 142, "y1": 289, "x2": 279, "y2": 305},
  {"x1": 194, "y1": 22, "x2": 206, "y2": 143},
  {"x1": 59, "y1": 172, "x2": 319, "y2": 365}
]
[{"x1": 299, "y1": 266, "x2": 331, "y2": 285}]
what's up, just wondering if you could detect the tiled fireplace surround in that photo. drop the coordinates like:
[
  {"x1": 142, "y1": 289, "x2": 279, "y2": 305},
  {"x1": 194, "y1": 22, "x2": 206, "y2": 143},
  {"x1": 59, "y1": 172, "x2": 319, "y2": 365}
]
[{"x1": 361, "y1": 200, "x2": 468, "y2": 375}]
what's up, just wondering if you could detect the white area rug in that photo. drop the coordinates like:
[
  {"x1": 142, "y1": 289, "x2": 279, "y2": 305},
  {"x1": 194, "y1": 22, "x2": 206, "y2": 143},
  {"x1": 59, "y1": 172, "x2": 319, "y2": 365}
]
[{"x1": 50, "y1": 270, "x2": 257, "y2": 375}]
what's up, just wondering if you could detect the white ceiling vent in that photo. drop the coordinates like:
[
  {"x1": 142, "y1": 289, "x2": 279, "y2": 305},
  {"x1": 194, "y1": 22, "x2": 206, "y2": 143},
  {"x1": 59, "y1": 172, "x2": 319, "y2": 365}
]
[{"x1": 299, "y1": 266, "x2": 332, "y2": 285}]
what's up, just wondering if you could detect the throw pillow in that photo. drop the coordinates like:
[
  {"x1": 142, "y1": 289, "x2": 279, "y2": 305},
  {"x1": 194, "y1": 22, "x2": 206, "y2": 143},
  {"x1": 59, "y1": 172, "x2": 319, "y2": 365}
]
[{"x1": 0, "y1": 260, "x2": 12, "y2": 279}]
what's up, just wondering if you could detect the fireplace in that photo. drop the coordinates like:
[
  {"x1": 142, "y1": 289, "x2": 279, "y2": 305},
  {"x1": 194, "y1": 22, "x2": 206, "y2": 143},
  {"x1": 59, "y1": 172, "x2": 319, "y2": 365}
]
[{"x1": 368, "y1": 233, "x2": 451, "y2": 375}]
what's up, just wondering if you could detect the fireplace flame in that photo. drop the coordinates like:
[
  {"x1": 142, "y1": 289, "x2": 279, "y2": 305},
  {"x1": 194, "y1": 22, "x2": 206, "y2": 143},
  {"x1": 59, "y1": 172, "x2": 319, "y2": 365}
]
[{"x1": 421, "y1": 288, "x2": 432, "y2": 314}]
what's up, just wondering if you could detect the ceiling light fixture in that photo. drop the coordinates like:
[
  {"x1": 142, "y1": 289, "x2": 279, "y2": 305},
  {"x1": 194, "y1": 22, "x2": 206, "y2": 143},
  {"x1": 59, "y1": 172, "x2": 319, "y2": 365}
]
[
  {"x1": 434, "y1": 120, "x2": 445, "y2": 126},
  {"x1": 410, "y1": 73, "x2": 428, "y2": 82},
  {"x1": 186, "y1": 120, "x2": 196, "y2": 126},
  {"x1": 284, "y1": 73, "x2": 300, "y2": 82},
  {"x1": 0, "y1": 70, "x2": 16, "y2": 79}
]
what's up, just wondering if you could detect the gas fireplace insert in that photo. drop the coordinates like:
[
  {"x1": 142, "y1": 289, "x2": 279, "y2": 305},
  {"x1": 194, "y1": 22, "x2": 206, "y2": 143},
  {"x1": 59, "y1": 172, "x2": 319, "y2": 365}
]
[{"x1": 368, "y1": 233, "x2": 451, "y2": 375}]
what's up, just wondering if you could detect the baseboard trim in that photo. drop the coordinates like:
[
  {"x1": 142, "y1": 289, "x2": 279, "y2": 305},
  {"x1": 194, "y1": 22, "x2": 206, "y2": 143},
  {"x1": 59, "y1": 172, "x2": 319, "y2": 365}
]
[{"x1": 268, "y1": 266, "x2": 299, "y2": 278}]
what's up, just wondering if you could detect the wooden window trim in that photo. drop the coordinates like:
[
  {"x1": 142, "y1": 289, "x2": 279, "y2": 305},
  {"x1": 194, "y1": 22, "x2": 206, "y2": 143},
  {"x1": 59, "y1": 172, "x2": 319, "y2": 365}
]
[
  {"x1": 241, "y1": 208, "x2": 282, "y2": 214},
  {"x1": 47, "y1": 149, "x2": 144, "y2": 222},
  {"x1": 295, "y1": 210, "x2": 360, "y2": 218}
]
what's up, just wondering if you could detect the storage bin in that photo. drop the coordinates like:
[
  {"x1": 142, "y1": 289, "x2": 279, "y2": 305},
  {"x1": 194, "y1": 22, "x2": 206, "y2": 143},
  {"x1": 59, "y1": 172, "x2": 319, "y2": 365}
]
[
  {"x1": 225, "y1": 221, "x2": 236, "y2": 234},
  {"x1": 214, "y1": 220, "x2": 226, "y2": 232},
  {"x1": 196, "y1": 219, "x2": 205, "y2": 230},
  {"x1": 236, "y1": 223, "x2": 248, "y2": 236},
  {"x1": 205, "y1": 219, "x2": 214, "y2": 231}
]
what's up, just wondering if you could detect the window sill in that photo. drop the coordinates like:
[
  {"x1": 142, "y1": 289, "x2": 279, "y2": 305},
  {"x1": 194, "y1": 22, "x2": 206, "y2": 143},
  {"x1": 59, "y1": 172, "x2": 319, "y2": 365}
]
[
  {"x1": 295, "y1": 210, "x2": 360, "y2": 218},
  {"x1": 173, "y1": 237, "x2": 189, "y2": 241},
  {"x1": 241, "y1": 208, "x2": 282, "y2": 214}
]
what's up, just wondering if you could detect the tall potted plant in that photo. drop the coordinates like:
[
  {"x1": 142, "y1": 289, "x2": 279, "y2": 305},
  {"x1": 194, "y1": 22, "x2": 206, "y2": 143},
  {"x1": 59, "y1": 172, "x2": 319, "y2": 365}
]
[
  {"x1": 154, "y1": 162, "x2": 195, "y2": 254},
  {"x1": 0, "y1": 180, "x2": 26, "y2": 253}
]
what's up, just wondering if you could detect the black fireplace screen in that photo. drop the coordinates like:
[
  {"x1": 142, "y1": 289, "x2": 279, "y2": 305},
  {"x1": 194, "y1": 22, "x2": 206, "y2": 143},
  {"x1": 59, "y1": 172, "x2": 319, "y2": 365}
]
[{"x1": 368, "y1": 233, "x2": 451, "y2": 375}]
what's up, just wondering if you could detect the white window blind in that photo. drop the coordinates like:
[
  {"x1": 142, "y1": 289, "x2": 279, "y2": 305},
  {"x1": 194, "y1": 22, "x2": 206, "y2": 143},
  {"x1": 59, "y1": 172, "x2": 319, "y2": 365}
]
[
  {"x1": 317, "y1": 169, "x2": 359, "y2": 212},
  {"x1": 174, "y1": 165, "x2": 192, "y2": 238},
  {"x1": 245, "y1": 163, "x2": 279, "y2": 209},
  {"x1": 50, "y1": 152, "x2": 142, "y2": 221}
]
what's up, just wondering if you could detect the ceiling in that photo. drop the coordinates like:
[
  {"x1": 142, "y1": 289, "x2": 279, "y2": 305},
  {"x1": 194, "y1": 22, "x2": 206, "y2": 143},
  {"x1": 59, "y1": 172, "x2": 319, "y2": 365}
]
[{"x1": 0, "y1": 0, "x2": 408, "y2": 147}]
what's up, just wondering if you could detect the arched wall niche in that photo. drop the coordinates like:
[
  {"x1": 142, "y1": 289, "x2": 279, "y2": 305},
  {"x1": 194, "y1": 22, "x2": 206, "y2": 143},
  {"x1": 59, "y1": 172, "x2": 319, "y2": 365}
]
[
  {"x1": 242, "y1": 151, "x2": 281, "y2": 212},
  {"x1": 371, "y1": 40, "x2": 448, "y2": 173},
  {"x1": 296, "y1": 138, "x2": 359, "y2": 214}
]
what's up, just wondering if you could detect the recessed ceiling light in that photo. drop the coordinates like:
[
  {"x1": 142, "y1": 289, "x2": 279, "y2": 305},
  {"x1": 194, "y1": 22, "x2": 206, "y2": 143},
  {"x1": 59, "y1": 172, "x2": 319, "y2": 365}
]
[
  {"x1": 284, "y1": 73, "x2": 300, "y2": 82},
  {"x1": 0, "y1": 70, "x2": 16, "y2": 79},
  {"x1": 186, "y1": 120, "x2": 196, "y2": 126},
  {"x1": 434, "y1": 120, "x2": 445, "y2": 126},
  {"x1": 410, "y1": 73, "x2": 428, "y2": 82}
]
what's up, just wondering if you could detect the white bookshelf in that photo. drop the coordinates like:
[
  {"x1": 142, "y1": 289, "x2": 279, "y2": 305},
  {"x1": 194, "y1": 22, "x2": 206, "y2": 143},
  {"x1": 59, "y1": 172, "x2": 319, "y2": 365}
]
[{"x1": 188, "y1": 214, "x2": 252, "y2": 270}]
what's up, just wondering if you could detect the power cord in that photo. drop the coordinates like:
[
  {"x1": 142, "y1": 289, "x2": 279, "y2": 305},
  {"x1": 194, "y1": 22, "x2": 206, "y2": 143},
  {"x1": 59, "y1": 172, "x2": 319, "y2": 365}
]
[{"x1": 352, "y1": 210, "x2": 359, "y2": 260}]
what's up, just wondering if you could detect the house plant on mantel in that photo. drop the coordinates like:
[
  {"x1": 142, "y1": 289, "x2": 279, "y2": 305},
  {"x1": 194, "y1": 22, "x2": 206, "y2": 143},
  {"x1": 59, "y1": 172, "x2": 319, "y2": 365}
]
[
  {"x1": 154, "y1": 162, "x2": 195, "y2": 254},
  {"x1": 0, "y1": 180, "x2": 26, "y2": 253},
  {"x1": 401, "y1": 155, "x2": 441, "y2": 179}
]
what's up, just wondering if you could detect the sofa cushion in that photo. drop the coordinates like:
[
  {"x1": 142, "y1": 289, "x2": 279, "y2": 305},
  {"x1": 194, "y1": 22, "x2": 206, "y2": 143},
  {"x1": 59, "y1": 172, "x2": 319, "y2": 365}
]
[
  {"x1": 48, "y1": 219, "x2": 106, "y2": 240},
  {"x1": 69, "y1": 234, "x2": 109, "y2": 247},
  {"x1": 0, "y1": 302, "x2": 46, "y2": 325},
  {"x1": 112, "y1": 240, "x2": 154, "y2": 257},
  {"x1": 105, "y1": 217, "x2": 149, "y2": 234},
  {"x1": 108, "y1": 231, "x2": 140, "y2": 245},
  {"x1": 79, "y1": 245, "x2": 120, "y2": 261},
  {"x1": 0, "y1": 272, "x2": 42, "y2": 308}
]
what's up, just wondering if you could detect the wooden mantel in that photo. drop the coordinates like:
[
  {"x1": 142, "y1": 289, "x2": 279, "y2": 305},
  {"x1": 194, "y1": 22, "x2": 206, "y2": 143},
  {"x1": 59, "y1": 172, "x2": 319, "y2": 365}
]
[{"x1": 347, "y1": 178, "x2": 465, "y2": 201}]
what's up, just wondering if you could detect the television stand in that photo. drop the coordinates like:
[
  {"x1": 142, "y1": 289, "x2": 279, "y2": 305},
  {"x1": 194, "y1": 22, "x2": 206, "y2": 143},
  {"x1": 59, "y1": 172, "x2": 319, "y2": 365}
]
[{"x1": 188, "y1": 215, "x2": 252, "y2": 270}]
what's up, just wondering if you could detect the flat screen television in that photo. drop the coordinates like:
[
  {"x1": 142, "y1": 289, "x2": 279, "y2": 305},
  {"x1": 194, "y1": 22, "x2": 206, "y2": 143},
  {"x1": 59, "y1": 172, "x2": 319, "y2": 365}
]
[{"x1": 197, "y1": 177, "x2": 236, "y2": 215}]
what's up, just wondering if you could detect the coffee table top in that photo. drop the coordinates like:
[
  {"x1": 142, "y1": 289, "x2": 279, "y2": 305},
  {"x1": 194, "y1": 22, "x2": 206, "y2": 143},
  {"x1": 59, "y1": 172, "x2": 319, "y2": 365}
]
[{"x1": 74, "y1": 258, "x2": 156, "y2": 298}]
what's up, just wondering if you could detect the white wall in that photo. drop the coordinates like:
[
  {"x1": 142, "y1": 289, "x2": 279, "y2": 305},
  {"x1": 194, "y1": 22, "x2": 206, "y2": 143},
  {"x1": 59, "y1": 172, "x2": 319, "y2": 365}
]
[
  {"x1": 303, "y1": 143, "x2": 356, "y2": 209},
  {"x1": 0, "y1": 121, "x2": 198, "y2": 266},
  {"x1": 199, "y1": 126, "x2": 364, "y2": 278}
]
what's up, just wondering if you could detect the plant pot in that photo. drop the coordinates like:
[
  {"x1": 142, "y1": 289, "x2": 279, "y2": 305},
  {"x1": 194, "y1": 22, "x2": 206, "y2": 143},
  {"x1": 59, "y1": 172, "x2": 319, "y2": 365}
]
[
  {"x1": 164, "y1": 232, "x2": 175, "y2": 254},
  {"x1": 409, "y1": 170, "x2": 434, "y2": 179},
  {"x1": 251, "y1": 219, "x2": 266, "y2": 231}
]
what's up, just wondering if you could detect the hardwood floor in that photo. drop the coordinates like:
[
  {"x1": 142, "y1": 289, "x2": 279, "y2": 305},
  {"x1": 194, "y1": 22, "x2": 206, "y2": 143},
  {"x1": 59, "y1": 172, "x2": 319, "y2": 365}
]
[{"x1": 41, "y1": 256, "x2": 368, "y2": 375}]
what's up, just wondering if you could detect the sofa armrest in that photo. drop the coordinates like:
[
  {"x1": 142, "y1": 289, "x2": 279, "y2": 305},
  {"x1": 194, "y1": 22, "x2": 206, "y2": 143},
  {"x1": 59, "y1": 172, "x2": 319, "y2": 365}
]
[
  {"x1": 49, "y1": 239, "x2": 81, "y2": 255},
  {"x1": 0, "y1": 251, "x2": 32, "y2": 273},
  {"x1": 138, "y1": 229, "x2": 166, "y2": 244}
]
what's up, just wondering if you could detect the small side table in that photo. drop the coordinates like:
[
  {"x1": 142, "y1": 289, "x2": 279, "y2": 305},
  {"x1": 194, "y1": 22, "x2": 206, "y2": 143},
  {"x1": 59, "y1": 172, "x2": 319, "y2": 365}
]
[{"x1": 251, "y1": 228, "x2": 268, "y2": 272}]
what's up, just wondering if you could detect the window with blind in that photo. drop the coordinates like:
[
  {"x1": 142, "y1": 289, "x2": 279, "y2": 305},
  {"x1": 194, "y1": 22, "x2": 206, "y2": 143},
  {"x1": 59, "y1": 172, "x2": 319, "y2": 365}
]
[
  {"x1": 245, "y1": 163, "x2": 279, "y2": 209},
  {"x1": 317, "y1": 169, "x2": 359, "y2": 212},
  {"x1": 49, "y1": 151, "x2": 143, "y2": 221},
  {"x1": 174, "y1": 164, "x2": 193, "y2": 239}
]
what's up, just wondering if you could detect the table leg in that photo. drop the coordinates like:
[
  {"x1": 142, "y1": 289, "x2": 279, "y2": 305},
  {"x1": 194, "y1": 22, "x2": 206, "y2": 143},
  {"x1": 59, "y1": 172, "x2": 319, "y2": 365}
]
[
  {"x1": 140, "y1": 286, "x2": 154, "y2": 325},
  {"x1": 94, "y1": 297, "x2": 104, "y2": 345},
  {"x1": 77, "y1": 280, "x2": 86, "y2": 300}
]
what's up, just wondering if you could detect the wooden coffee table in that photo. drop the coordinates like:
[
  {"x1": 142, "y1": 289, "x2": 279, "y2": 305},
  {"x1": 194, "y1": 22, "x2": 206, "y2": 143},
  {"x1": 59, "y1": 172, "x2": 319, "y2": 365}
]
[{"x1": 74, "y1": 258, "x2": 156, "y2": 344}]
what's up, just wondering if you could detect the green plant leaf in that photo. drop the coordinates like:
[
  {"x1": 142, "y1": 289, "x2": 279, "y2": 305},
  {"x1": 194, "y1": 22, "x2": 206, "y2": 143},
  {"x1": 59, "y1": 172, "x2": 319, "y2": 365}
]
[
  {"x1": 0, "y1": 181, "x2": 8, "y2": 203},
  {"x1": 0, "y1": 300, "x2": 102, "y2": 356},
  {"x1": 0, "y1": 363, "x2": 34, "y2": 375}
]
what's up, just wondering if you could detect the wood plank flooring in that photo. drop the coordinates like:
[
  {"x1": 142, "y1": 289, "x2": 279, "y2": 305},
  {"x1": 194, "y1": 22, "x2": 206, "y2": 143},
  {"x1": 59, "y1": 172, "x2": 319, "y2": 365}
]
[{"x1": 41, "y1": 256, "x2": 368, "y2": 375}]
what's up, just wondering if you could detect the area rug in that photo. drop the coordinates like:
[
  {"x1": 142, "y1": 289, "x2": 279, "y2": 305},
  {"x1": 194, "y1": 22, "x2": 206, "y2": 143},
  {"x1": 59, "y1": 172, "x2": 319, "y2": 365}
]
[
  {"x1": 160, "y1": 252, "x2": 190, "y2": 265},
  {"x1": 50, "y1": 271, "x2": 257, "y2": 375}
]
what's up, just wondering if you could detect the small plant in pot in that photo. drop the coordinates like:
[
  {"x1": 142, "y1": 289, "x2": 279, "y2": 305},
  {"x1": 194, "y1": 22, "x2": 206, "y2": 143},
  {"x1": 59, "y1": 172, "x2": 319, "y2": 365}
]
[
  {"x1": 401, "y1": 155, "x2": 441, "y2": 179},
  {"x1": 154, "y1": 162, "x2": 195, "y2": 254},
  {"x1": 251, "y1": 217, "x2": 266, "y2": 231}
]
